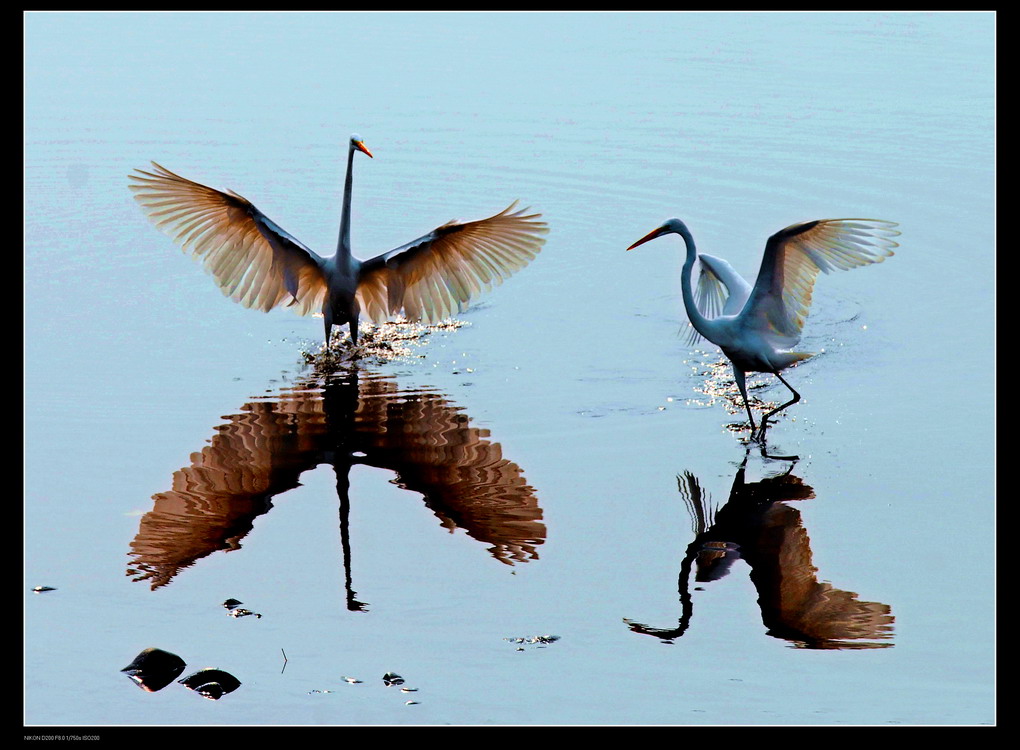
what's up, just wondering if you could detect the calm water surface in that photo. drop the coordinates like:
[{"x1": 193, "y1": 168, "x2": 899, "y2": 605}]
[{"x1": 24, "y1": 11, "x2": 994, "y2": 727}]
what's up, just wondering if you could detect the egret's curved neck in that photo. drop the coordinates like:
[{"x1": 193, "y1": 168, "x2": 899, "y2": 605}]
[
  {"x1": 337, "y1": 143, "x2": 357, "y2": 258},
  {"x1": 677, "y1": 226, "x2": 712, "y2": 336}
]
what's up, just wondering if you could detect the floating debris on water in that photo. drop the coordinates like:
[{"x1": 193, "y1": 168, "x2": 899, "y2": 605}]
[
  {"x1": 504, "y1": 635, "x2": 560, "y2": 644},
  {"x1": 121, "y1": 647, "x2": 187, "y2": 692},
  {"x1": 178, "y1": 668, "x2": 242, "y2": 700},
  {"x1": 504, "y1": 634, "x2": 561, "y2": 649},
  {"x1": 223, "y1": 598, "x2": 262, "y2": 618},
  {"x1": 314, "y1": 671, "x2": 421, "y2": 702}
]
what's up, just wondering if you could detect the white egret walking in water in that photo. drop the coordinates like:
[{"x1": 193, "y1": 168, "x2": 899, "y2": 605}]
[
  {"x1": 628, "y1": 217, "x2": 898, "y2": 441},
  {"x1": 129, "y1": 135, "x2": 548, "y2": 350}
]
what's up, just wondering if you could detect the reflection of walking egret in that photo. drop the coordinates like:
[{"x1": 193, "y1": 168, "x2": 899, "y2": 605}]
[
  {"x1": 628, "y1": 217, "x2": 898, "y2": 440},
  {"x1": 624, "y1": 451, "x2": 895, "y2": 649},
  {"x1": 130, "y1": 135, "x2": 548, "y2": 350}
]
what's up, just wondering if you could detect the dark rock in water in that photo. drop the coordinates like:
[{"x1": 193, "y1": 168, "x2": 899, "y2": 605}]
[
  {"x1": 121, "y1": 647, "x2": 187, "y2": 692},
  {"x1": 179, "y1": 668, "x2": 241, "y2": 700},
  {"x1": 195, "y1": 682, "x2": 225, "y2": 700}
]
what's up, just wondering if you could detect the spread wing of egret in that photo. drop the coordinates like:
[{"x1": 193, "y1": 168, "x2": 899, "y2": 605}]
[
  {"x1": 129, "y1": 135, "x2": 548, "y2": 350},
  {"x1": 628, "y1": 218, "x2": 899, "y2": 441}
]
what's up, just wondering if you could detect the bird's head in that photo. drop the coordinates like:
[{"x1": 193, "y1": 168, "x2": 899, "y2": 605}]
[
  {"x1": 626, "y1": 218, "x2": 690, "y2": 250},
  {"x1": 350, "y1": 134, "x2": 373, "y2": 158}
]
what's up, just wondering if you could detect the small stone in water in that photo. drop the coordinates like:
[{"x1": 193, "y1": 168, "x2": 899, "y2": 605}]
[
  {"x1": 178, "y1": 668, "x2": 241, "y2": 700},
  {"x1": 121, "y1": 647, "x2": 187, "y2": 693}
]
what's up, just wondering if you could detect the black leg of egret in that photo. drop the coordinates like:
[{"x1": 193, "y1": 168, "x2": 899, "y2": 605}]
[
  {"x1": 323, "y1": 312, "x2": 333, "y2": 353},
  {"x1": 759, "y1": 371, "x2": 801, "y2": 440},
  {"x1": 733, "y1": 369, "x2": 759, "y2": 441}
]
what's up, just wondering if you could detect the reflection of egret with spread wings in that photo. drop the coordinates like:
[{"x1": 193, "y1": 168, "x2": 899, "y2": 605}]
[
  {"x1": 127, "y1": 371, "x2": 544, "y2": 609},
  {"x1": 625, "y1": 451, "x2": 893, "y2": 649}
]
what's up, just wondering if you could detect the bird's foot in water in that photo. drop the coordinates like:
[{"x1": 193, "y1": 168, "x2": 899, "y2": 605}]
[
  {"x1": 749, "y1": 415, "x2": 777, "y2": 444},
  {"x1": 746, "y1": 423, "x2": 798, "y2": 460},
  {"x1": 745, "y1": 424, "x2": 765, "y2": 445},
  {"x1": 305, "y1": 339, "x2": 363, "y2": 372},
  {"x1": 757, "y1": 443, "x2": 799, "y2": 461}
]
